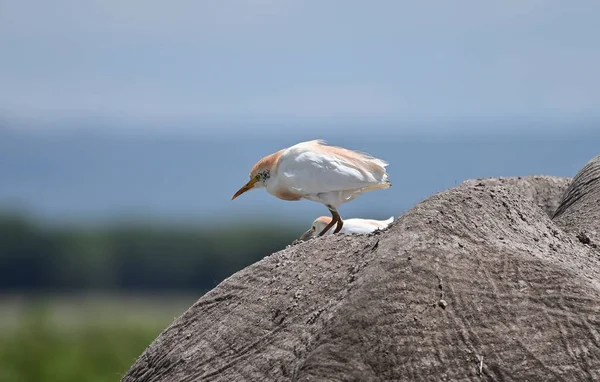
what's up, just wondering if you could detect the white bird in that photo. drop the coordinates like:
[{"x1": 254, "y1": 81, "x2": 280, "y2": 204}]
[
  {"x1": 298, "y1": 216, "x2": 394, "y2": 241},
  {"x1": 232, "y1": 139, "x2": 391, "y2": 236}
]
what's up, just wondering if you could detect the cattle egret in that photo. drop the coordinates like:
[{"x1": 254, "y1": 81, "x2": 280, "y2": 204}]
[
  {"x1": 299, "y1": 216, "x2": 394, "y2": 241},
  {"x1": 231, "y1": 139, "x2": 391, "y2": 236}
]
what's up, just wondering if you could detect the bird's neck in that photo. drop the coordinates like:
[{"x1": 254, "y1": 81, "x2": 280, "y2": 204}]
[{"x1": 264, "y1": 172, "x2": 277, "y2": 192}]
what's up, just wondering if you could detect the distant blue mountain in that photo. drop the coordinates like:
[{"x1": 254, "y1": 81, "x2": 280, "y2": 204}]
[{"x1": 0, "y1": 125, "x2": 598, "y2": 226}]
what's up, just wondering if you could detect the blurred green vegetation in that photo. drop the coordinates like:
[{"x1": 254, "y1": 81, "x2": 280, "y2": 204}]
[
  {"x1": 0, "y1": 211, "x2": 302, "y2": 292},
  {"x1": 0, "y1": 297, "x2": 191, "y2": 382},
  {"x1": 0, "y1": 210, "x2": 303, "y2": 382}
]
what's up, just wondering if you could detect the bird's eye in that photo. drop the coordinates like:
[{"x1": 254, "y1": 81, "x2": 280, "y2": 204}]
[
  {"x1": 312, "y1": 226, "x2": 315, "y2": 231},
  {"x1": 255, "y1": 174, "x2": 261, "y2": 180}
]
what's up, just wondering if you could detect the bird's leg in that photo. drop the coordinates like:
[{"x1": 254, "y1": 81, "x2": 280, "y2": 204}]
[
  {"x1": 318, "y1": 206, "x2": 341, "y2": 236},
  {"x1": 333, "y1": 212, "x2": 344, "y2": 234}
]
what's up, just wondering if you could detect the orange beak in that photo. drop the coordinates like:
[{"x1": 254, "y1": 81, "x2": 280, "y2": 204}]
[{"x1": 232, "y1": 177, "x2": 259, "y2": 200}]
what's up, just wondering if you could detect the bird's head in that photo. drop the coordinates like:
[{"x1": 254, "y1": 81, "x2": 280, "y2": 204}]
[
  {"x1": 231, "y1": 153, "x2": 278, "y2": 200},
  {"x1": 298, "y1": 216, "x2": 333, "y2": 241}
]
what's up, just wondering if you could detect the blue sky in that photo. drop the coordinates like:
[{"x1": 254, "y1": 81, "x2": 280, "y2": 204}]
[
  {"x1": 1, "y1": 2, "x2": 600, "y2": 223},
  {"x1": 1, "y1": 1, "x2": 600, "y2": 133}
]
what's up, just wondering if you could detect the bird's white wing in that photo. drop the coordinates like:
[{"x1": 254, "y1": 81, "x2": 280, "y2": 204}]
[
  {"x1": 341, "y1": 219, "x2": 380, "y2": 234},
  {"x1": 276, "y1": 144, "x2": 383, "y2": 195}
]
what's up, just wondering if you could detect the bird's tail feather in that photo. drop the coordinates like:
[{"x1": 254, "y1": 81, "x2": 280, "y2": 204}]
[{"x1": 360, "y1": 181, "x2": 391, "y2": 193}]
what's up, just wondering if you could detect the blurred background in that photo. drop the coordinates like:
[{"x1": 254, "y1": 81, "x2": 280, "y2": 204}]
[{"x1": 1, "y1": 1, "x2": 600, "y2": 381}]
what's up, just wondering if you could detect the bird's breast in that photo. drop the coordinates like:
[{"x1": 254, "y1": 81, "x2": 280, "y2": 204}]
[{"x1": 269, "y1": 185, "x2": 304, "y2": 201}]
